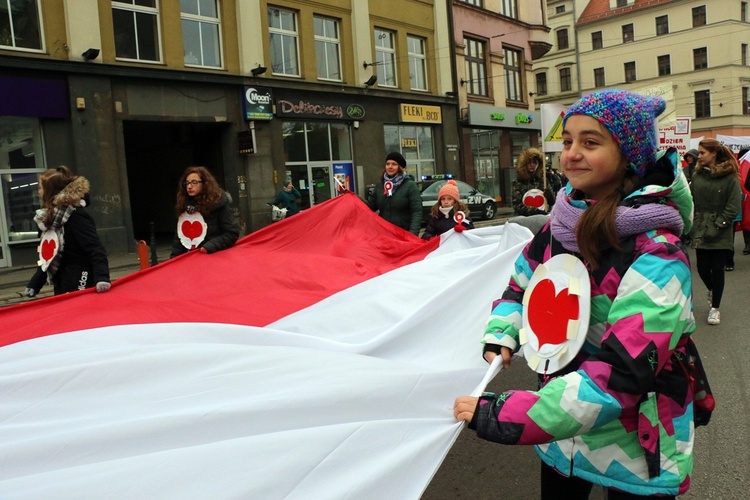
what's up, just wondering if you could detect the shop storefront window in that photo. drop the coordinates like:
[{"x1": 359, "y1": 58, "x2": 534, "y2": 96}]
[
  {"x1": 383, "y1": 125, "x2": 435, "y2": 179},
  {"x1": 281, "y1": 121, "x2": 352, "y2": 208},
  {"x1": 470, "y1": 129, "x2": 500, "y2": 200},
  {"x1": 0, "y1": 116, "x2": 45, "y2": 266}
]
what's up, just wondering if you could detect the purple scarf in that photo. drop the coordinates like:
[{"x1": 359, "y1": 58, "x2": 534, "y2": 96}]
[{"x1": 550, "y1": 193, "x2": 684, "y2": 252}]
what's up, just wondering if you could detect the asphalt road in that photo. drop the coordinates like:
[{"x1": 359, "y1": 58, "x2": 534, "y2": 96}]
[{"x1": 422, "y1": 241, "x2": 750, "y2": 500}]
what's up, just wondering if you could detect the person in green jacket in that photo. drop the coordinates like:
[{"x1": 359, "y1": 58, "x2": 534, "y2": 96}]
[
  {"x1": 366, "y1": 152, "x2": 422, "y2": 235},
  {"x1": 272, "y1": 180, "x2": 302, "y2": 216},
  {"x1": 690, "y1": 138, "x2": 742, "y2": 325}
]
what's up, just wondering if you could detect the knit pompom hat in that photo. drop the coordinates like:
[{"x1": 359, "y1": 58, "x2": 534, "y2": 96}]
[
  {"x1": 438, "y1": 180, "x2": 460, "y2": 202},
  {"x1": 563, "y1": 89, "x2": 666, "y2": 179}
]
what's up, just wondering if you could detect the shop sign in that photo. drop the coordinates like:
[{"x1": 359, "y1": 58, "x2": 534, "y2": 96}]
[
  {"x1": 333, "y1": 162, "x2": 355, "y2": 195},
  {"x1": 467, "y1": 103, "x2": 541, "y2": 130},
  {"x1": 243, "y1": 86, "x2": 273, "y2": 121},
  {"x1": 400, "y1": 104, "x2": 442, "y2": 123},
  {"x1": 658, "y1": 117, "x2": 691, "y2": 155},
  {"x1": 275, "y1": 96, "x2": 366, "y2": 120},
  {"x1": 401, "y1": 138, "x2": 418, "y2": 148}
]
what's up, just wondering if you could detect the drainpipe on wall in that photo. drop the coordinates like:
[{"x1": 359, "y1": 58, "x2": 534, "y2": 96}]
[{"x1": 446, "y1": 0, "x2": 464, "y2": 179}]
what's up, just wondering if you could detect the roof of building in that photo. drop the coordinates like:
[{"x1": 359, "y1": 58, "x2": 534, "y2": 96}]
[{"x1": 578, "y1": 0, "x2": 675, "y2": 26}]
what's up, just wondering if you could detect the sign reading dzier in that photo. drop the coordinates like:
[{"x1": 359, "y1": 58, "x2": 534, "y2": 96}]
[
  {"x1": 243, "y1": 86, "x2": 273, "y2": 121},
  {"x1": 275, "y1": 96, "x2": 366, "y2": 121},
  {"x1": 400, "y1": 104, "x2": 442, "y2": 123}
]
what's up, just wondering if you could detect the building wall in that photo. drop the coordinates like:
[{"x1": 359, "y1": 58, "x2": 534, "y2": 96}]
[{"x1": 537, "y1": 0, "x2": 750, "y2": 138}]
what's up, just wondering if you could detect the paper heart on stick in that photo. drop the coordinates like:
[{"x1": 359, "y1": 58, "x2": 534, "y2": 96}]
[
  {"x1": 38, "y1": 230, "x2": 60, "y2": 271},
  {"x1": 181, "y1": 221, "x2": 204, "y2": 240},
  {"x1": 521, "y1": 254, "x2": 590, "y2": 374},
  {"x1": 41, "y1": 239, "x2": 57, "y2": 262},
  {"x1": 177, "y1": 211, "x2": 207, "y2": 249},
  {"x1": 523, "y1": 189, "x2": 547, "y2": 209},
  {"x1": 527, "y1": 279, "x2": 579, "y2": 348}
]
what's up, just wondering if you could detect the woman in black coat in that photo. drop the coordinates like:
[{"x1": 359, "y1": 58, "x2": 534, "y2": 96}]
[
  {"x1": 25, "y1": 166, "x2": 110, "y2": 296},
  {"x1": 170, "y1": 166, "x2": 240, "y2": 258}
]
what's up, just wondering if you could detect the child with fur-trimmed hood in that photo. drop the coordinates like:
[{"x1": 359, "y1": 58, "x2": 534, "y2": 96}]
[{"x1": 511, "y1": 147, "x2": 556, "y2": 216}]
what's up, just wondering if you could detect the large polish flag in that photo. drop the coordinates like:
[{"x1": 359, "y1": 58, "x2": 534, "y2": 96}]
[{"x1": 0, "y1": 193, "x2": 531, "y2": 499}]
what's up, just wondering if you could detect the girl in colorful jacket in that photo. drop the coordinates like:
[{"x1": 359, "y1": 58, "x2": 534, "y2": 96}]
[{"x1": 454, "y1": 89, "x2": 696, "y2": 499}]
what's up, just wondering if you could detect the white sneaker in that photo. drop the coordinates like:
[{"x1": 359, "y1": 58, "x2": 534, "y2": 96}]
[{"x1": 707, "y1": 308, "x2": 720, "y2": 325}]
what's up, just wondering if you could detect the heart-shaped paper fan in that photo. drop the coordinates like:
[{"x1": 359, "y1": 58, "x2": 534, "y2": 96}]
[
  {"x1": 520, "y1": 254, "x2": 590, "y2": 374},
  {"x1": 177, "y1": 211, "x2": 208, "y2": 249},
  {"x1": 522, "y1": 188, "x2": 547, "y2": 210},
  {"x1": 38, "y1": 229, "x2": 60, "y2": 271}
]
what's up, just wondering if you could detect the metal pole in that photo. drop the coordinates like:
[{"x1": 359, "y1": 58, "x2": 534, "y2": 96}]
[{"x1": 149, "y1": 221, "x2": 159, "y2": 266}]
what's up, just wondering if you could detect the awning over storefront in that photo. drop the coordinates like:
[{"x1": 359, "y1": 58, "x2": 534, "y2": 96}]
[{"x1": 0, "y1": 75, "x2": 69, "y2": 118}]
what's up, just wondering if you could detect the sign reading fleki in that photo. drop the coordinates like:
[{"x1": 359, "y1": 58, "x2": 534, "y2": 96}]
[{"x1": 400, "y1": 104, "x2": 442, "y2": 123}]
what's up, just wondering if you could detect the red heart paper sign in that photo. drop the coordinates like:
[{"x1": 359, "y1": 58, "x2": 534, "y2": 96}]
[
  {"x1": 524, "y1": 195, "x2": 545, "y2": 208},
  {"x1": 181, "y1": 221, "x2": 203, "y2": 240},
  {"x1": 41, "y1": 239, "x2": 57, "y2": 261},
  {"x1": 527, "y1": 278, "x2": 579, "y2": 347}
]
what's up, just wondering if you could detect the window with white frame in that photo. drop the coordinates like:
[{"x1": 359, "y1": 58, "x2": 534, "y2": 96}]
[
  {"x1": 181, "y1": 0, "x2": 221, "y2": 68},
  {"x1": 624, "y1": 61, "x2": 636, "y2": 83},
  {"x1": 464, "y1": 37, "x2": 487, "y2": 97},
  {"x1": 0, "y1": 116, "x2": 46, "y2": 252},
  {"x1": 655, "y1": 15, "x2": 669, "y2": 36},
  {"x1": 0, "y1": 0, "x2": 43, "y2": 50},
  {"x1": 658, "y1": 54, "x2": 671, "y2": 76},
  {"x1": 592, "y1": 31, "x2": 603, "y2": 49},
  {"x1": 375, "y1": 28, "x2": 397, "y2": 87},
  {"x1": 594, "y1": 67, "x2": 605, "y2": 87},
  {"x1": 692, "y1": 6, "x2": 706, "y2": 27},
  {"x1": 112, "y1": 0, "x2": 161, "y2": 61},
  {"x1": 314, "y1": 15, "x2": 341, "y2": 81},
  {"x1": 499, "y1": 0, "x2": 518, "y2": 18},
  {"x1": 268, "y1": 6, "x2": 299, "y2": 76},
  {"x1": 559, "y1": 67, "x2": 571, "y2": 92},
  {"x1": 504, "y1": 47, "x2": 523, "y2": 101},
  {"x1": 693, "y1": 47, "x2": 707, "y2": 70},
  {"x1": 535, "y1": 72, "x2": 547, "y2": 95},
  {"x1": 460, "y1": 0, "x2": 483, "y2": 6},
  {"x1": 408, "y1": 35, "x2": 427, "y2": 91},
  {"x1": 695, "y1": 89, "x2": 710, "y2": 118}
]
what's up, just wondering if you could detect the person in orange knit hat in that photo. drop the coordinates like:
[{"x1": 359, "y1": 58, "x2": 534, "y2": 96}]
[{"x1": 421, "y1": 179, "x2": 474, "y2": 240}]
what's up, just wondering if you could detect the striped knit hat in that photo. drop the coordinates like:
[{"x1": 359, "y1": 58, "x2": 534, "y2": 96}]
[{"x1": 563, "y1": 89, "x2": 666, "y2": 179}]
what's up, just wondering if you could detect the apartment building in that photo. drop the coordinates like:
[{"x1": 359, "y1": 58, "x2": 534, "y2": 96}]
[
  {"x1": 0, "y1": 0, "x2": 458, "y2": 268},
  {"x1": 534, "y1": 0, "x2": 750, "y2": 142},
  {"x1": 453, "y1": 0, "x2": 551, "y2": 203}
]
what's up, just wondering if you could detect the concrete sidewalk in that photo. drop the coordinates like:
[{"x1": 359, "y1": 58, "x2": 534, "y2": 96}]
[
  {"x1": 0, "y1": 245, "x2": 173, "y2": 308},
  {"x1": 0, "y1": 206, "x2": 516, "y2": 308}
]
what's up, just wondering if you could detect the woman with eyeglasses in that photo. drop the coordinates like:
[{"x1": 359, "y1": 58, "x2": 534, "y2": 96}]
[{"x1": 170, "y1": 166, "x2": 240, "y2": 258}]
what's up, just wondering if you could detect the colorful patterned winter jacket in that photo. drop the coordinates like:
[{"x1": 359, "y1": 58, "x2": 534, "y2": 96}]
[{"x1": 474, "y1": 150, "x2": 697, "y2": 496}]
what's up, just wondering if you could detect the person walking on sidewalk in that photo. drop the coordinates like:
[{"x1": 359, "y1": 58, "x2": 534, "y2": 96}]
[
  {"x1": 690, "y1": 139, "x2": 742, "y2": 325},
  {"x1": 272, "y1": 180, "x2": 302, "y2": 217},
  {"x1": 24, "y1": 166, "x2": 111, "y2": 296}
]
